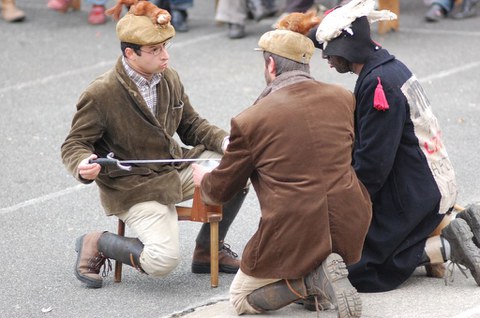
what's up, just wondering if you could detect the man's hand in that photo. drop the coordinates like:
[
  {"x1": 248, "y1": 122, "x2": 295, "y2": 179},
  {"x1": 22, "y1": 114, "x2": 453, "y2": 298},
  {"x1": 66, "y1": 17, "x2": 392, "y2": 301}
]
[
  {"x1": 192, "y1": 163, "x2": 209, "y2": 187},
  {"x1": 78, "y1": 154, "x2": 101, "y2": 180}
]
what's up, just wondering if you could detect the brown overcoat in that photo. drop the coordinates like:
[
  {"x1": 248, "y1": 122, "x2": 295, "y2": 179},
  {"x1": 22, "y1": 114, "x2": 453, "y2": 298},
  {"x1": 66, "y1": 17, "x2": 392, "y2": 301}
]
[
  {"x1": 200, "y1": 79, "x2": 372, "y2": 279},
  {"x1": 61, "y1": 57, "x2": 228, "y2": 215}
]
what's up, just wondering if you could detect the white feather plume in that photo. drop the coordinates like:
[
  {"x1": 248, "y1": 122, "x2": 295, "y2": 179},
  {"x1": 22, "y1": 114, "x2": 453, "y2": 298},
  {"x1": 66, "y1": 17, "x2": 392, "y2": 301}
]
[{"x1": 316, "y1": 0, "x2": 397, "y2": 44}]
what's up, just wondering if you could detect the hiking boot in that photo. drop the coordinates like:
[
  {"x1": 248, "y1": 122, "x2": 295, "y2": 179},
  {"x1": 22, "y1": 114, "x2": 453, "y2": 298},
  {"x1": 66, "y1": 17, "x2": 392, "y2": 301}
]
[
  {"x1": 192, "y1": 242, "x2": 240, "y2": 274},
  {"x1": 305, "y1": 253, "x2": 362, "y2": 318},
  {"x1": 296, "y1": 295, "x2": 336, "y2": 311},
  {"x1": 442, "y1": 218, "x2": 480, "y2": 285},
  {"x1": 456, "y1": 203, "x2": 480, "y2": 247},
  {"x1": 74, "y1": 232, "x2": 109, "y2": 288}
]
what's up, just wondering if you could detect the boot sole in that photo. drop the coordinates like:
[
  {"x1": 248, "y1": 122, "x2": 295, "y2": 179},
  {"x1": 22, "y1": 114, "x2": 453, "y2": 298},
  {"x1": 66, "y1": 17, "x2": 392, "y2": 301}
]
[
  {"x1": 191, "y1": 262, "x2": 238, "y2": 274},
  {"x1": 462, "y1": 206, "x2": 480, "y2": 246},
  {"x1": 320, "y1": 253, "x2": 362, "y2": 318},
  {"x1": 442, "y1": 219, "x2": 480, "y2": 286},
  {"x1": 74, "y1": 235, "x2": 103, "y2": 289}
]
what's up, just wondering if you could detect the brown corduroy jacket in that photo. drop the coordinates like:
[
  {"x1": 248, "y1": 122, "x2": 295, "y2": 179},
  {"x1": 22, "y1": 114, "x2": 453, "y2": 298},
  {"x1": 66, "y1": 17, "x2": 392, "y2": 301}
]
[
  {"x1": 61, "y1": 57, "x2": 227, "y2": 215},
  {"x1": 200, "y1": 79, "x2": 372, "y2": 279}
]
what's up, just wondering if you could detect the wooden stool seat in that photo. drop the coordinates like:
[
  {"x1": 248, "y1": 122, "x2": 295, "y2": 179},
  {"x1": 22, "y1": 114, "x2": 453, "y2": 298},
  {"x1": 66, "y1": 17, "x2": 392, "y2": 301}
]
[{"x1": 114, "y1": 187, "x2": 223, "y2": 288}]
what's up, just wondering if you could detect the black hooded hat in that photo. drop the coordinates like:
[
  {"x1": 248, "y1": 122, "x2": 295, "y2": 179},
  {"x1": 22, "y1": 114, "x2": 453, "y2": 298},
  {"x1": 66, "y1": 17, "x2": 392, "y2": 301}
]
[{"x1": 322, "y1": 16, "x2": 379, "y2": 64}]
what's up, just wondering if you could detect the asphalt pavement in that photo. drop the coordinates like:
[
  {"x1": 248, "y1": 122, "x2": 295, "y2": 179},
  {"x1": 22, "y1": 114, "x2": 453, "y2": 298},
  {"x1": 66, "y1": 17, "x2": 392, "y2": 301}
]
[{"x1": 1, "y1": 1, "x2": 480, "y2": 317}]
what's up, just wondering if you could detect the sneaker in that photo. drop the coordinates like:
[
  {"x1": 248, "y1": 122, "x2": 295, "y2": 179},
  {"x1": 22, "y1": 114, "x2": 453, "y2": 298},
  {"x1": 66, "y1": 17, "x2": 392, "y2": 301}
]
[
  {"x1": 228, "y1": 23, "x2": 245, "y2": 39},
  {"x1": 192, "y1": 242, "x2": 240, "y2": 274},
  {"x1": 305, "y1": 253, "x2": 362, "y2": 318},
  {"x1": 441, "y1": 218, "x2": 480, "y2": 285},
  {"x1": 425, "y1": 3, "x2": 447, "y2": 22},
  {"x1": 456, "y1": 203, "x2": 480, "y2": 247},
  {"x1": 74, "y1": 232, "x2": 110, "y2": 288},
  {"x1": 451, "y1": 0, "x2": 478, "y2": 19},
  {"x1": 88, "y1": 5, "x2": 106, "y2": 25}
]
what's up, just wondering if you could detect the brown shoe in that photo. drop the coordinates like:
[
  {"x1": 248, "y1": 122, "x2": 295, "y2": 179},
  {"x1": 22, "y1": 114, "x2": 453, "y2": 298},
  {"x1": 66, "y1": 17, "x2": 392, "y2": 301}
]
[
  {"x1": 74, "y1": 232, "x2": 109, "y2": 288},
  {"x1": 192, "y1": 242, "x2": 240, "y2": 274},
  {"x1": 1, "y1": 0, "x2": 25, "y2": 22}
]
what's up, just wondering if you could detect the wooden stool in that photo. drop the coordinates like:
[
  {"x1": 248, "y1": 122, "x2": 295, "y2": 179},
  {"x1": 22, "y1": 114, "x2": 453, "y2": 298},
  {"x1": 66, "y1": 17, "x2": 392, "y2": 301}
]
[
  {"x1": 114, "y1": 187, "x2": 223, "y2": 288},
  {"x1": 377, "y1": 0, "x2": 400, "y2": 34}
]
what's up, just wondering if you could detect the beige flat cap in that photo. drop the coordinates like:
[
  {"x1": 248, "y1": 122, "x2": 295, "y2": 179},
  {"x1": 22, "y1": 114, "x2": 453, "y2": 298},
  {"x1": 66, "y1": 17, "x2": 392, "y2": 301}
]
[
  {"x1": 116, "y1": 13, "x2": 175, "y2": 45},
  {"x1": 256, "y1": 29, "x2": 315, "y2": 64}
]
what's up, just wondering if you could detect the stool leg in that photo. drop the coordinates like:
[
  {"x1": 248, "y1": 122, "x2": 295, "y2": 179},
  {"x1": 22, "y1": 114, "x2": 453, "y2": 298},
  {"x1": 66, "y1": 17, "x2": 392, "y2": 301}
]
[
  {"x1": 210, "y1": 221, "x2": 219, "y2": 288},
  {"x1": 114, "y1": 219, "x2": 125, "y2": 283}
]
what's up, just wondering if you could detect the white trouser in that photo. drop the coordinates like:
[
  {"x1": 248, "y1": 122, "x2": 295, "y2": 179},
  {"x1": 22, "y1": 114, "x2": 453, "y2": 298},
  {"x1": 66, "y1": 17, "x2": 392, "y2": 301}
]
[
  {"x1": 116, "y1": 150, "x2": 221, "y2": 277},
  {"x1": 230, "y1": 269, "x2": 281, "y2": 315}
]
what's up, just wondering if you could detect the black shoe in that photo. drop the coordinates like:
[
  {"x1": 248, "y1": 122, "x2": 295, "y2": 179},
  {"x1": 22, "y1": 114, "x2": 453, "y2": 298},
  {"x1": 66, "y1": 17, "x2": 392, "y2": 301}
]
[
  {"x1": 451, "y1": 0, "x2": 478, "y2": 19},
  {"x1": 425, "y1": 3, "x2": 447, "y2": 22},
  {"x1": 228, "y1": 23, "x2": 245, "y2": 39},
  {"x1": 171, "y1": 9, "x2": 188, "y2": 32},
  {"x1": 305, "y1": 253, "x2": 362, "y2": 318},
  {"x1": 442, "y1": 218, "x2": 480, "y2": 285}
]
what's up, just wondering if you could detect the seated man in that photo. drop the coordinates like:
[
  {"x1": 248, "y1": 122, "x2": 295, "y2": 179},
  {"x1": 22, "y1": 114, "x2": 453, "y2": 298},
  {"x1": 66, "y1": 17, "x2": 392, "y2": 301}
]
[
  {"x1": 192, "y1": 12, "x2": 372, "y2": 317},
  {"x1": 61, "y1": 1, "x2": 247, "y2": 289}
]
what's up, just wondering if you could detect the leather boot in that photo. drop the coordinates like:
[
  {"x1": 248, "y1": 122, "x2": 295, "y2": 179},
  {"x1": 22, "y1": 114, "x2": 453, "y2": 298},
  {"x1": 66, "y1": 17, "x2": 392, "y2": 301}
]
[
  {"x1": 247, "y1": 278, "x2": 308, "y2": 312},
  {"x1": 456, "y1": 203, "x2": 480, "y2": 246},
  {"x1": 97, "y1": 232, "x2": 145, "y2": 273},
  {"x1": 442, "y1": 218, "x2": 480, "y2": 285},
  {"x1": 1, "y1": 0, "x2": 25, "y2": 22},
  {"x1": 74, "y1": 232, "x2": 108, "y2": 288},
  {"x1": 248, "y1": 253, "x2": 361, "y2": 317},
  {"x1": 192, "y1": 241, "x2": 240, "y2": 273},
  {"x1": 192, "y1": 188, "x2": 248, "y2": 273},
  {"x1": 451, "y1": 0, "x2": 478, "y2": 19}
]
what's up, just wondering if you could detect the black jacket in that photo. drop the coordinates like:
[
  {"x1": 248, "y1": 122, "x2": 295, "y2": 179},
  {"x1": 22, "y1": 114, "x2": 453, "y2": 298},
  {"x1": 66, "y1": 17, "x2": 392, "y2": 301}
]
[{"x1": 347, "y1": 48, "x2": 457, "y2": 292}]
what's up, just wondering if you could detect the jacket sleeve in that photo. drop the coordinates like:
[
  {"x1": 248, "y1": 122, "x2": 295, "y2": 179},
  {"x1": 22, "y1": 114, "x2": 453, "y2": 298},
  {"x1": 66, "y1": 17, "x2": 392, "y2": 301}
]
[
  {"x1": 353, "y1": 75, "x2": 407, "y2": 197},
  {"x1": 60, "y1": 91, "x2": 105, "y2": 184},
  {"x1": 200, "y1": 118, "x2": 254, "y2": 205}
]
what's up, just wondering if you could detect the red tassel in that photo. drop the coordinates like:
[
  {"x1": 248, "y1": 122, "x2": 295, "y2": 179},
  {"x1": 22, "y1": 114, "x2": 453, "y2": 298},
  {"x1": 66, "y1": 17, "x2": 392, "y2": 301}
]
[{"x1": 373, "y1": 77, "x2": 389, "y2": 111}]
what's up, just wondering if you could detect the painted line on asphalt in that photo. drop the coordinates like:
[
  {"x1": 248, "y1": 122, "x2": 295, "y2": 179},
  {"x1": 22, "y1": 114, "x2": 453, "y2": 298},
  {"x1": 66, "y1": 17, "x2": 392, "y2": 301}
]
[
  {"x1": 0, "y1": 31, "x2": 225, "y2": 95},
  {"x1": 418, "y1": 61, "x2": 480, "y2": 83},
  {"x1": 400, "y1": 28, "x2": 480, "y2": 37},
  {"x1": 451, "y1": 304, "x2": 480, "y2": 318},
  {"x1": 0, "y1": 184, "x2": 87, "y2": 215}
]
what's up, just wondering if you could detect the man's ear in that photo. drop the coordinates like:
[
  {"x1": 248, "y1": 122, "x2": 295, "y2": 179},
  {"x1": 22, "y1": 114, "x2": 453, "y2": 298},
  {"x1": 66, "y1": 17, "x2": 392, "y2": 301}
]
[
  {"x1": 125, "y1": 47, "x2": 137, "y2": 60},
  {"x1": 267, "y1": 56, "x2": 276, "y2": 76}
]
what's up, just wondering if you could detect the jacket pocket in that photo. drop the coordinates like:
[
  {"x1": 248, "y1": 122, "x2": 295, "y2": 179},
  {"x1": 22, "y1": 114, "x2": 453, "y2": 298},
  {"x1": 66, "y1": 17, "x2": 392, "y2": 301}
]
[{"x1": 107, "y1": 167, "x2": 152, "y2": 178}]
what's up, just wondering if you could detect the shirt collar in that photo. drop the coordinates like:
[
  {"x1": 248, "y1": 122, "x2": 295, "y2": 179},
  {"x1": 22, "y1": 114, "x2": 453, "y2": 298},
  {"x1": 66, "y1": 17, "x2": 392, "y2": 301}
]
[{"x1": 122, "y1": 56, "x2": 162, "y2": 87}]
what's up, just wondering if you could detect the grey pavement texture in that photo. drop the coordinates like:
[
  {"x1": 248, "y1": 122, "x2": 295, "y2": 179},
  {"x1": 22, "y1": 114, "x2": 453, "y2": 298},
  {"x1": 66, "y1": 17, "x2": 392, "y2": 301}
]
[{"x1": 1, "y1": 0, "x2": 480, "y2": 317}]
